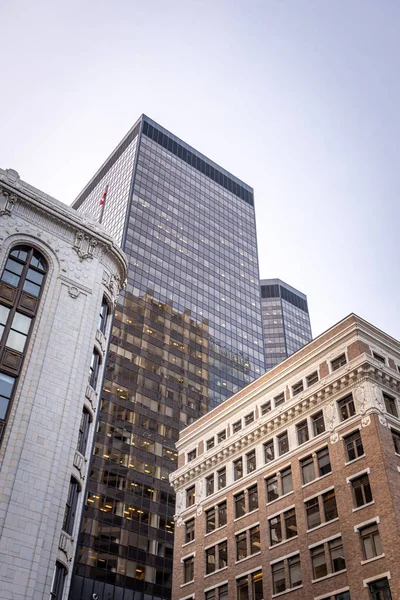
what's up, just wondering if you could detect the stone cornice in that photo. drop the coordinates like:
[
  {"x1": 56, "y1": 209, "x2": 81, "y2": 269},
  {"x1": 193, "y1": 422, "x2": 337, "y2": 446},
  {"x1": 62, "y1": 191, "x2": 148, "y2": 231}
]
[{"x1": 170, "y1": 357, "x2": 400, "y2": 491}]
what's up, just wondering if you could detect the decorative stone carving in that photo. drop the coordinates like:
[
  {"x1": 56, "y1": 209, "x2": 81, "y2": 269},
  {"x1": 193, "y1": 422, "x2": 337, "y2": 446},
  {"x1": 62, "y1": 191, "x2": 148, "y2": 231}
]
[
  {"x1": 68, "y1": 286, "x2": 80, "y2": 299},
  {"x1": 73, "y1": 230, "x2": 98, "y2": 261},
  {"x1": 0, "y1": 187, "x2": 17, "y2": 217},
  {"x1": 175, "y1": 490, "x2": 185, "y2": 517},
  {"x1": 330, "y1": 432, "x2": 339, "y2": 444},
  {"x1": 102, "y1": 270, "x2": 125, "y2": 307},
  {"x1": 361, "y1": 415, "x2": 371, "y2": 427},
  {"x1": 196, "y1": 504, "x2": 203, "y2": 517}
]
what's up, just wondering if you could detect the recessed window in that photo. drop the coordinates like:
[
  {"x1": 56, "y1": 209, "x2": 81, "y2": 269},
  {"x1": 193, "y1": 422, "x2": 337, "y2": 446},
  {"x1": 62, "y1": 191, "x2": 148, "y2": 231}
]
[
  {"x1": 206, "y1": 475, "x2": 214, "y2": 496},
  {"x1": 281, "y1": 467, "x2": 293, "y2": 495},
  {"x1": 266, "y1": 474, "x2": 279, "y2": 503},
  {"x1": 50, "y1": 562, "x2": 67, "y2": 600},
  {"x1": 186, "y1": 486, "x2": 195, "y2": 507},
  {"x1": 306, "y1": 497, "x2": 321, "y2": 529},
  {"x1": 323, "y1": 490, "x2": 338, "y2": 521},
  {"x1": 244, "y1": 412, "x2": 254, "y2": 426},
  {"x1": 306, "y1": 371, "x2": 319, "y2": 387},
  {"x1": 0, "y1": 372, "x2": 16, "y2": 421},
  {"x1": 205, "y1": 501, "x2": 226, "y2": 533},
  {"x1": 383, "y1": 392, "x2": 398, "y2": 417},
  {"x1": 62, "y1": 477, "x2": 80, "y2": 535},
  {"x1": 246, "y1": 449, "x2": 256, "y2": 473},
  {"x1": 317, "y1": 447, "x2": 331, "y2": 476},
  {"x1": 264, "y1": 439, "x2": 275, "y2": 463},
  {"x1": 301, "y1": 455, "x2": 315, "y2": 485},
  {"x1": 392, "y1": 429, "x2": 400, "y2": 454},
  {"x1": 235, "y1": 491, "x2": 246, "y2": 519},
  {"x1": 233, "y1": 457, "x2": 243, "y2": 481},
  {"x1": 351, "y1": 473, "x2": 372, "y2": 507},
  {"x1": 217, "y1": 430, "x2": 226, "y2": 443},
  {"x1": 329, "y1": 537, "x2": 346, "y2": 572},
  {"x1": 359, "y1": 523, "x2": 382, "y2": 560},
  {"x1": 89, "y1": 349, "x2": 101, "y2": 390},
  {"x1": 237, "y1": 570, "x2": 263, "y2": 600},
  {"x1": 98, "y1": 297, "x2": 110, "y2": 333},
  {"x1": 248, "y1": 484, "x2": 258, "y2": 511},
  {"x1": 373, "y1": 351, "x2": 385, "y2": 364},
  {"x1": 274, "y1": 392, "x2": 285, "y2": 407},
  {"x1": 311, "y1": 544, "x2": 327, "y2": 579},
  {"x1": 77, "y1": 408, "x2": 91, "y2": 455},
  {"x1": 292, "y1": 380, "x2": 304, "y2": 396},
  {"x1": 297, "y1": 420, "x2": 309, "y2": 445},
  {"x1": 183, "y1": 555, "x2": 194, "y2": 583},
  {"x1": 236, "y1": 531, "x2": 247, "y2": 560},
  {"x1": 232, "y1": 420, "x2": 242, "y2": 433},
  {"x1": 206, "y1": 437, "x2": 215, "y2": 451},
  {"x1": 331, "y1": 354, "x2": 347, "y2": 371},
  {"x1": 272, "y1": 556, "x2": 301, "y2": 594},
  {"x1": 338, "y1": 394, "x2": 356, "y2": 421},
  {"x1": 284, "y1": 507, "x2": 297, "y2": 538},
  {"x1": 185, "y1": 518, "x2": 195, "y2": 543},
  {"x1": 187, "y1": 449, "x2": 197, "y2": 462},
  {"x1": 272, "y1": 560, "x2": 286, "y2": 594},
  {"x1": 368, "y1": 578, "x2": 392, "y2": 600},
  {"x1": 278, "y1": 431, "x2": 289, "y2": 456},
  {"x1": 312, "y1": 411, "x2": 325, "y2": 436},
  {"x1": 261, "y1": 400, "x2": 271, "y2": 415},
  {"x1": 217, "y1": 467, "x2": 226, "y2": 489},
  {"x1": 206, "y1": 541, "x2": 227, "y2": 574},
  {"x1": 269, "y1": 508, "x2": 297, "y2": 545},
  {"x1": 344, "y1": 430, "x2": 364, "y2": 461}
]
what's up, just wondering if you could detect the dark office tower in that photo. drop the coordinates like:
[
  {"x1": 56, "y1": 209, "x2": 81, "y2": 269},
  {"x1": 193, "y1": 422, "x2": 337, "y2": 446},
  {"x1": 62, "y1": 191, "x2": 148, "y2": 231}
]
[
  {"x1": 260, "y1": 278, "x2": 312, "y2": 370},
  {"x1": 69, "y1": 115, "x2": 265, "y2": 600}
]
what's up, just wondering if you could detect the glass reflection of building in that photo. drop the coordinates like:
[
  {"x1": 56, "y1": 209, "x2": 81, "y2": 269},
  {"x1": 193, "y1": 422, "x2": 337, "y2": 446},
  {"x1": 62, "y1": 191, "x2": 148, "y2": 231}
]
[
  {"x1": 69, "y1": 115, "x2": 265, "y2": 600},
  {"x1": 260, "y1": 278, "x2": 312, "y2": 370}
]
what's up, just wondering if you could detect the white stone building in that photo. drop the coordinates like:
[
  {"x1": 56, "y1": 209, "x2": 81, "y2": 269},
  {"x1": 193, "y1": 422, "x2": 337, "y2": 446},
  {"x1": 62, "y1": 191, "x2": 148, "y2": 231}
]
[{"x1": 0, "y1": 168, "x2": 127, "y2": 600}]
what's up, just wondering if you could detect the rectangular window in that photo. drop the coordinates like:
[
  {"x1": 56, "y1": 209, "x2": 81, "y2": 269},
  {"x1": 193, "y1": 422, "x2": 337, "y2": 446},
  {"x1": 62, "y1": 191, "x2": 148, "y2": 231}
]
[
  {"x1": 252, "y1": 570, "x2": 263, "y2": 600},
  {"x1": 274, "y1": 392, "x2": 285, "y2": 407},
  {"x1": 232, "y1": 420, "x2": 242, "y2": 433},
  {"x1": 301, "y1": 455, "x2": 315, "y2": 484},
  {"x1": 306, "y1": 497, "x2": 321, "y2": 529},
  {"x1": 331, "y1": 354, "x2": 347, "y2": 371},
  {"x1": 344, "y1": 430, "x2": 364, "y2": 461},
  {"x1": 234, "y1": 458, "x2": 243, "y2": 481},
  {"x1": 62, "y1": 478, "x2": 79, "y2": 535},
  {"x1": 323, "y1": 490, "x2": 338, "y2": 521},
  {"x1": 236, "y1": 531, "x2": 247, "y2": 560},
  {"x1": 288, "y1": 554, "x2": 302, "y2": 588},
  {"x1": 218, "y1": 501, "x2": 227, "y2": 527},
  {"x1": 237, "y1": 576, "x2": 249, "y2": 600},
  {"x1": 292, "y1": 380, "x2": 304, "y2": 396},
  {"x1": 184, "y1": 555, "x2": 194, "y2": 582},
  {"x1": 272, "y1": 561, "x2": 286, "y2": 594},
  {"x1": 269, "y1": 515, "x2": 282, "y2": 545},
  {"x1": 206, "y1": 437, "x2": 215, "y2": 451},
  {"x1": 373, "y1": 351, "x2": 385, "y2": 364},
  {"x1": 205, "y1": 591, "x2": 215, "y2": 600},
  {"x1": 206, "y1": 475, "x2": 214, "y2": 496},
  {"x1": 217, "y1": 467, "x2": 226, "y2": 489},
  {"x1": 297, "y1": 420, "x2": 309, "y2": 445},
  {"x1": 317, "y1": 447, "x2": 332, "y2": 476},
  {"x1": 219, "y1": 584, "x2": 228, "y2": 600},
  {"x1": 186, "y1": 486, "x2": 195, "y2": 507},
  {"x1": 383, "y1": 392, "x2": 398, "y2": 417},
  {"x1": 338, "y1": 394, "x2": 356, "y2": 421},
  {"x1": 278, "y1": 431, "x2": 289, "y2": 456},
  {"x1": 248, "y1": 485, "x2": 258, "y2": 512},
  {"x1": 360, "y1": 523, "x2": 382, "y2": 560},
  {"x1": 206, "y1": 547, "x2": 216, "y2": 574},
  {"x1": 329, "y1": 537, "x2": 346, "y2": 572},
  {"x1": 368, "y1": 578, "x2": 392, "y2": 600},
  {"x1": 218, "y1": 541, "x2": 227, "y2": 569},
  {"x1": 281, "y1": 467, "x2": 293, "y2": 495},
  {"x1": 266, "y1": 475, "x2": 279, "y2": 503},
  {"x1": 352, "y1": 474, "x2": 373, "y2": 507},
  {"x1": 246, "y1": 449, "x2": 256, "y2": 473},
  {"x1": 392, "y1": 429, "x2": 400, "y2": 454},
  {"x1": 187, "y1": 449, "x2": 196, "y2": 462},
  {"x1": 235, "y1": 491, "x2": 246, "y2": 519},
  {"x1": 261, "y1": 400, "x2": 271, "y2": 415},
  {"x1": 306, "y1": 371, "x2": 319, "y2": 387},
  {"x1": 244, "y1": 412, "x2": 254, "y2": 426},
  {"x1": 206, "y1": 508, "x2": 215, "y2": 533},
  {"x1": 312, "y1": 411, "x2": 325, "y2": 436},
  {"x1": 250, "y1": 525, "x2": 261, "y2": 554},
  {"x1": 284, "y1": 508, "x2": 297, "y2": 539},
  {"x1": 264, "y1": 439, "x2": 275, "y2": 463},
  {"x1": 311, "y1": 544, "x2": 327, "y2": 579},
  {"x1": 217, "y1": 430, "x2": 226, "y2": 443},
  {"x1": 185, "y1": 518, "x2": 195, "y2": 543}
]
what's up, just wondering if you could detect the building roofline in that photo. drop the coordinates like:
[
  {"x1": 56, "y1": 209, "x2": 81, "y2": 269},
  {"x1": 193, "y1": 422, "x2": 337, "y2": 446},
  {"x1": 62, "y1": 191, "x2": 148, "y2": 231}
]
[{"x1": 260, "y1": 278, "x2": 307, "y2": 300}]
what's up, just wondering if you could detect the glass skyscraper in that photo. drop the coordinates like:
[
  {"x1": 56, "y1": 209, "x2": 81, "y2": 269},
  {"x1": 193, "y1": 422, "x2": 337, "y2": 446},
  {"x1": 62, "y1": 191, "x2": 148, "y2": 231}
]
[
  {"x1": 69, "y1": 115, "x2": 265, "y2": 600},
  {"x1": 260, "y1": 278, "x2": 312, "y2": 370}
]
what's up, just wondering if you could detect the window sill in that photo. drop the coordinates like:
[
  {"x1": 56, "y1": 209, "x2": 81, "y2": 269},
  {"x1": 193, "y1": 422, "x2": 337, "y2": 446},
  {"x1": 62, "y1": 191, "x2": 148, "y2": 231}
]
[
  {"x1": 361, "y1": 554, "x2": 385, "y2": 565},
  {"x1": 234, "y1": 508, "x2": 259, "y2": 523},
  {"x1": 269, "y1": 535, "x2": 298, "y2": 550},
  {"x1": 312, "y1": 569, "x2": 346, "y2": 584},
  {"x1": 182, "y1": 539, "x2": 195, "y2": 548},
  {"x1": 345, "y1": 454, "x2": 365, "y2": 467},
  {"x1": 205, "y1": 524, "x2": 227, "y2": 538},
  {"x1": 204, "y1": 566, "x2": 228, "y2": 579},
  {"x1": 235, "y1": 551, "x2": 261, "y2": 565},
  {"x1": 352, "y1": 500, "x2": 375, "y2": 513},
  {"x1": 266, "y1": 490, "x2": 294, "y2": 507},
  {"x1": 306, "y1": 517, "x2": 339, "y2": 533},
  {"x1": 302, "y1": 472, "x2": 332, "y2": 489},
  {"x1": 180, "y1": 580, "x2": 194, "y2": 588},
  {"x1": 272, "y1": 584, "x2": 303, "y2": 597}
]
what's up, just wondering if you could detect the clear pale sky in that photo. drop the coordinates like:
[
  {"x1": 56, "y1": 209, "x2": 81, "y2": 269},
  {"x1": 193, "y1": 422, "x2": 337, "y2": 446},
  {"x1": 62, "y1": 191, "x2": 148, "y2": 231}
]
[{"x1": 1, "y1": 0, "x2": 399, "y2": 340}]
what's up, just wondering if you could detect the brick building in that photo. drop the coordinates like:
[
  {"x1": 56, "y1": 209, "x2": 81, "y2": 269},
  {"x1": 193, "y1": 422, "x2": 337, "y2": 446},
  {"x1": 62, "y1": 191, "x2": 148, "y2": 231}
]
[
  {"x1": 170, "y1": 314, "x2": 400, "y2": 600},
  {"x1": 0, "y1": 168, "x2": 126, "y2": 600}
]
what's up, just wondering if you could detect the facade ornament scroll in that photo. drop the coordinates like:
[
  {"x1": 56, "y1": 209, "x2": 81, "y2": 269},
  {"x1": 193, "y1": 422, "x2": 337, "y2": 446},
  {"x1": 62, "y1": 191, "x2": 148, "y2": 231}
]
[
  {"x1": 73, "y1": 230, "x2": 98, "y2": 261},
  {"x1": 353, "y1": 382, "x2": 371, "y2": 428},
  {"x1": 0, "y1": 187, "x2": 17, "y2": 217},
  {"x1": 325, "y1": 400, "x2": 339, "y2": 443},
  {"x1": 102, "y1": 270, "x2": 125, "y2": 307},
  {"x1": 372, "y1": 382, "x2": 387, "y2": 426}
]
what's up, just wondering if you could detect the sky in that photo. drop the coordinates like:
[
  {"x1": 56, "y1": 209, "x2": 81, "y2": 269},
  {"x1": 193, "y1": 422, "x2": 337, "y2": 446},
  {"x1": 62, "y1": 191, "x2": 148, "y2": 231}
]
[{"x1": 1, "y1": 0, "x2": 399, "y2": 341}]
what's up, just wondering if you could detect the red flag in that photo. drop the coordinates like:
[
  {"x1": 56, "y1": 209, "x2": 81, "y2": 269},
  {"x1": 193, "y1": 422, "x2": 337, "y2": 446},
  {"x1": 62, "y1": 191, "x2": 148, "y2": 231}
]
[{"x1": 100, "y1": 185, "x2": 109, "y2": 206}]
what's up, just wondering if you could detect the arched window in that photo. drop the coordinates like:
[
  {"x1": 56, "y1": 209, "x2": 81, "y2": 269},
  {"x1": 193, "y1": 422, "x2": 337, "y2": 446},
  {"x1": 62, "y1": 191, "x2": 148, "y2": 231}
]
[{"x1": 0, "y1": 246, "x2": 47, "y2": 438}]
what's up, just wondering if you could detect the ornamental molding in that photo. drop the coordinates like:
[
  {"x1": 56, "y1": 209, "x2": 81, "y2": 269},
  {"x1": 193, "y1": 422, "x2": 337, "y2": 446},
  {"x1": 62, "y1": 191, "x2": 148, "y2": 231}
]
[
  {"x1": 102, "y1": 269, "x2": 126, "y2": 308},
  {"x1": 0, "y1": 186, "x2": 17, "y2": 217},
  {"x1": 170, "y1": 360, "x2": 400, "y2": 492},
  {"x1": 73, "y1": 230, "x2": 97, "y2": 261}
]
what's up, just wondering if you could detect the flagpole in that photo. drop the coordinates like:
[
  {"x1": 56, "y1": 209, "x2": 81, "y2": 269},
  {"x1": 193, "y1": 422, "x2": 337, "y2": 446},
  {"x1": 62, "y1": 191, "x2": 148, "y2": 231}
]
[{"x1": 99, "y1": 185, "x2": 109, "y2": 224}]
